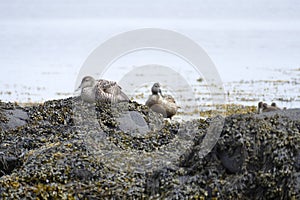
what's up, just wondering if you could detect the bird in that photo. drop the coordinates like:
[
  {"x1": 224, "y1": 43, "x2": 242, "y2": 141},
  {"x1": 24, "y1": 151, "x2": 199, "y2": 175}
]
[
  {"x1": 145, "y1": 83, "x2": 162, "y2": 108},
  {"x1": 270, "y1": 102, "x2": 278, "y2": 107},
  {"x1": 257, "y1": 101, "x2": 281, "y2": 113},
  {"x1": 145, "y1": 82, "x2": 178, "y2": 119},
  {"x1": 77, "y1": 76, "x2": 129, "y2": 103}
]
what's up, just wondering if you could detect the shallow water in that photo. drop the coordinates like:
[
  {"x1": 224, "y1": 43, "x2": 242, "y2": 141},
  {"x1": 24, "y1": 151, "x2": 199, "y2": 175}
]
[{"x1": 0, "y1": 1, "x2": 299, "y2": 113}]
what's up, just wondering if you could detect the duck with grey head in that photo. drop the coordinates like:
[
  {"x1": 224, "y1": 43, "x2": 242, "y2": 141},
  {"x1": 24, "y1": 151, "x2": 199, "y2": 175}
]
[
  {"x1": 145, "y1": 82, "x2": 179, "y2": 119},
  {"x1": 77, "y1": 76, "x2": 129, "y2": 103}
]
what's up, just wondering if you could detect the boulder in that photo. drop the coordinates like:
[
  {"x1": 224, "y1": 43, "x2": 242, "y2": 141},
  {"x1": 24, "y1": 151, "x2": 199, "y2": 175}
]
[{"x1": 0, "y1": 98, "x2": 298, "y2": 199}]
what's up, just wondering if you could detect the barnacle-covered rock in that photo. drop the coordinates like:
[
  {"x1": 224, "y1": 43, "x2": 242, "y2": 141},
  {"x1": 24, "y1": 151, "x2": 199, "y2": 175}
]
[
  {"x1": 0, "y1": 101, "x2": 28, "y2": 131},
  {"x1": 0, "y1": 98, "x2": 299, "y2": 199}
]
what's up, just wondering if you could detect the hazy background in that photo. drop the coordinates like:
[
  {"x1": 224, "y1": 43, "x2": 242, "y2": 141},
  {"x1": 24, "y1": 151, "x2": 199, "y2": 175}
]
[{"x1": 0, "y1": 0, "x2": 299, "y2": 109}]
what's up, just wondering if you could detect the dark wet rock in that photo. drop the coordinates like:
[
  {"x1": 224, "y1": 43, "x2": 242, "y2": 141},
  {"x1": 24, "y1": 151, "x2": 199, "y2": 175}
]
[
  {"x1": 145, "y1": 166, "x2": 178, "y2": 198},
  {"x1": 294, "y1": 150, "x2": 300, "y2": 170},
  {"x1": 0, "y1": 105, "x2": 28, "y2": 131},
  {"x1": 257, "y1": 108, "x2": 300, "y2": 121},
  {"x1": 147, "y1": 110, "x2": 300, "y2": 199},
  {"x1": 0, "y1": 153, "x2": 21, "y2": 176},
  {"x1": 217, "y1": 145, "x2": 245, "y2": 174},
  {"x1": 0, "y1": 98, "x2": 299, "y2": 199},
  {"x1": 71, "y1": 168, "x2": 93, "y2": 181},
  {"x1": 116, "y1": 111, "x2": 149, "y2": 137}
]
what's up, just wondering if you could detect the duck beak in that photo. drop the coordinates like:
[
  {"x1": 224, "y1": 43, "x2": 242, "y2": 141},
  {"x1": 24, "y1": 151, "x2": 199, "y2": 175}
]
[
  {"x1": 75, "y1": 84, "x2": 82, "y2": 92},
  {"x1": 159, "y1": 89, "x2": 164, "y2": 97}
]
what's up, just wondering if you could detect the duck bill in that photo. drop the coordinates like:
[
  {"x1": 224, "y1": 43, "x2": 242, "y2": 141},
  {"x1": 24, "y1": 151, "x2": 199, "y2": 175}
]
[
  {"x1": 159, "y1": 89, "x2": 164, "y2": 97},
  {"x1": 75, "y1": 84, "x2": 82, "y2": 92}
]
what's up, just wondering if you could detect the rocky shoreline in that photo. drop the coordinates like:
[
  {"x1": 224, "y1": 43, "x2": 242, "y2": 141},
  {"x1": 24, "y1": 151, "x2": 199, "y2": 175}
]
[{"x1": 0, "y1": 98, "x2": 299, "y2": 199}]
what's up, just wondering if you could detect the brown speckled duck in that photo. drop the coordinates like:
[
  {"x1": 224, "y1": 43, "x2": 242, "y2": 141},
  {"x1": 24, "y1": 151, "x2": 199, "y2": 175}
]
[
  {"x1": 77, "y1": 76, "x2": 129, "y2": 103},
  {"x1": 145, "y1": 83, "x2": 178, "y2": 119}
]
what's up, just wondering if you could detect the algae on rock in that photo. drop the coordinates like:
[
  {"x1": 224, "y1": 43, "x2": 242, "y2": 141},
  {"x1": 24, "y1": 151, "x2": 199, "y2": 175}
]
[{"x1": 0, "y1": 98, "x2": 299, "y2": 199}]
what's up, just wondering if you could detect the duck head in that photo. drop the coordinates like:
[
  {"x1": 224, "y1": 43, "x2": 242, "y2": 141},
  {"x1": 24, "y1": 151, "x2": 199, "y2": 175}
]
[
  {"x1": 257, "y1": 101, "x2": 264, "y2": 113},
  {"x1": 151, "y1": 82, "x2": 163, "y2": 96},
  {"x1": 76, "y1": 76, "x2": 96, "y2": 91}
]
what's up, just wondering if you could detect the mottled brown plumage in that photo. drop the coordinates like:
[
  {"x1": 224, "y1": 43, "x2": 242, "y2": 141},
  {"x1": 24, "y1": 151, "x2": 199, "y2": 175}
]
[
  {"x1": 145, "y1": 83, "x2": 178, "y2": 119},
  {"x1": 77, "y1": 76, "x2": 129, "y2": 103}
]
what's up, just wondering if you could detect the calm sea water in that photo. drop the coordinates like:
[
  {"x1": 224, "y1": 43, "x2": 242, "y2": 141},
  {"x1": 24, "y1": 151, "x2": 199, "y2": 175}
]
[{"x1": 0, "y1": 1, "x2": 299, "y2": 110}]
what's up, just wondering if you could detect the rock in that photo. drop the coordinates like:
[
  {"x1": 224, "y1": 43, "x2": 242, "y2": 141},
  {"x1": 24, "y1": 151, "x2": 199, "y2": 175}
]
[
  {"x1": 71, "y1": 168, "x2": 93, "y2": 181},
  {"x1": 217, "y1": 145, "x2": 245, "y2": 174},
  {"x1": 0, "y1": 98, "x2": 299, "y2": 199},
  {"x1": 256, "y1": 108, "x2": 300, "y2": 121},
  {"x1": 116, "y1": 111, "x2": 149, "y2": 137},
  {"x1": 0, "y1": 153, "x2": 21, "y2": 176},
  {"x1": 0, "y1": 108, "x2": 28, "y2": 131}
]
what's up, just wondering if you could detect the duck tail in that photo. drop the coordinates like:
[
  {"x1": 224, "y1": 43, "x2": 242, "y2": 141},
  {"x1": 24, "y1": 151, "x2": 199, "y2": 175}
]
[{"x1": 119, "y1": 91, "x2": 130, "y2": 102}]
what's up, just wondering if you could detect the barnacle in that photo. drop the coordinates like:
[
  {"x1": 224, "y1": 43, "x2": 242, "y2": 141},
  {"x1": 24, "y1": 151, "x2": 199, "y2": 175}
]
[{"x1": 0, "y1": 98, "x2": 299, "y2": 199}]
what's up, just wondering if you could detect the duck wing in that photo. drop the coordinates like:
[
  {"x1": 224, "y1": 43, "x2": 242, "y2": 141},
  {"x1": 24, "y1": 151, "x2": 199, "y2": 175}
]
[
  {"x1": 145, "y1": 95, "x2": 161, "y2": 108},
  {"x1": 96, "y1": 80, "x2": 129, "y2": 103},
  {"x1": 263, "y1": 106, "x2": 280, "y2": 112},
  {"x1": 160, "y1": 96, "x2": 178, "y2": 118},
  {"x1": 146, "y1": 95, "x2": 178, "y2": 118},
  {"x1": 149, "y1": 104, "x2": 168, "y2": 118}
]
